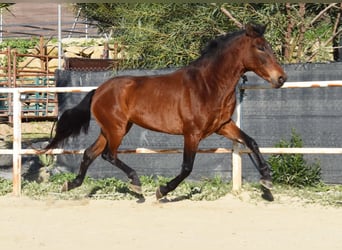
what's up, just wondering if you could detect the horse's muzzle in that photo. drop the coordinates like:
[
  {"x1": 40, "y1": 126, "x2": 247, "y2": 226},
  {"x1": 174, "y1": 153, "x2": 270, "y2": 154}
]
[
  {"x1": 272, "y1": 74, "x2": 287, "y2": 88},
  {"x1": 278, "y1": 75, "x2": 287, "y2": 86}
]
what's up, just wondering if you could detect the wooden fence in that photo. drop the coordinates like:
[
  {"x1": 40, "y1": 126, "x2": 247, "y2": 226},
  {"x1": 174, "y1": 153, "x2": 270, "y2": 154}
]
[{"x1": 1, "y1": 81, "x2": 342, "y2": 196}]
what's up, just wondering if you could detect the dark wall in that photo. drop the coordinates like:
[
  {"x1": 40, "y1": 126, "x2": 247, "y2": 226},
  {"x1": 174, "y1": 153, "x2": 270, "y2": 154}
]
[
  {"x1": 55, "y1": 63, "x2": 342, "y2": 184},
  {"x1": 242, "y1": 63, "x2": 342, "y2": 183}
]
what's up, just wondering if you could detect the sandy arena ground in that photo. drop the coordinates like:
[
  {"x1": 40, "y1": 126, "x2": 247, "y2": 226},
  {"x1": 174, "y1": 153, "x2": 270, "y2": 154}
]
[
  {"x1": 0, "y1": 194, "x2": 341, "y2": 250},
  {"x1": 1, "y1": 123, "x2": 341, "y2": 249}
]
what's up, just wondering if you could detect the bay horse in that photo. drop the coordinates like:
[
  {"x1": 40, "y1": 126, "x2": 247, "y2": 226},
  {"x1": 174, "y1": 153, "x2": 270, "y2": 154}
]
[{"x1": 45, "y1": 23, "x2": 287, "y2": 199}]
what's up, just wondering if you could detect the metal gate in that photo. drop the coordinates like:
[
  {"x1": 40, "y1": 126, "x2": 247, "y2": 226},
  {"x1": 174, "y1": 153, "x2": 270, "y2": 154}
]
[{"x1": 0, "y1": 41, "x2": 58, "y2": 122}]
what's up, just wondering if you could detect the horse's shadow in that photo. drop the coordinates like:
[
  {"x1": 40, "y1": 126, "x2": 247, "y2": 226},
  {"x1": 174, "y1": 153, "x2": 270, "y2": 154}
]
[
  {"x1": 158, "y1": 194, "x2": 191, "y2": 203},
  {"x1": 87, "y1": 185, "x2": 146, "y2": 203},
  {"x1": 86, "y1": 185, "x2": 274, "y2": 203}
]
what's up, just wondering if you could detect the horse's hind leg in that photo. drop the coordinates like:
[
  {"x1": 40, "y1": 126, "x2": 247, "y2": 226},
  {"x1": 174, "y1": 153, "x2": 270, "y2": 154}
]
[
  {"x1": 101, "y1": 147, "x2": 142, "y2": 194},
  {"x1": 217, "y1": 120, "x2": 272, "y2": 190},
  {"x1": 62, "y1": 133, "x2": 106, "y2": 192},
  {"x1": 100, "y1": 123, "x2": 142, "y2": 194}
]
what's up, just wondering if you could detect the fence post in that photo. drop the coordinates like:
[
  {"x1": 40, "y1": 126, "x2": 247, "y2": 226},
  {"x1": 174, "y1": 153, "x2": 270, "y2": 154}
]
[
  {"x1": 232, "y1": 86, "x2": 242, "y2": 191},
  {"x1": 12, "y1": 89, "x2": 22, "y2": 196},
  {"x1": 232, "y1": 142, "x2": 242, "y2": 191}
]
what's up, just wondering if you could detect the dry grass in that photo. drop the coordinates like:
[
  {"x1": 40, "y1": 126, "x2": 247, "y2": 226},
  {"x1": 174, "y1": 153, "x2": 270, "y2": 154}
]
[{"x1": 0, "y1": 121, "x2": 54, "y2": 142}]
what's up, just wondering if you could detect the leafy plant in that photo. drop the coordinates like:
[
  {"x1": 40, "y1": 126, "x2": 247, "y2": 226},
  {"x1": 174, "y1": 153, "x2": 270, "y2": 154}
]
[
  {"x1": 268, "y1": 129, "x2": 321, "y2": 187},
  {"x1": 0, "y1": 38, "x2": 40, "y2": 69},
  {"x1": 38, "y1": 154, "x2": 55, "y2": 167},
  {"x1": 0, "y1": 38, "x2": 39, "y2": 54},
  {"x1": 0, "y1": 178, "x2": 12, "y2": 195},
  {"x1": 49, "y1": 172, "x2": 78, "y2": 185}
]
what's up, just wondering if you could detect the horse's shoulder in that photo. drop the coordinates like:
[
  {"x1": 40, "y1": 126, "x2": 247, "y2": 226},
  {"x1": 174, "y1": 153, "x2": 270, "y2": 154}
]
[{"x1": 181, "y1": 66, "x2": 204, "y2": 84}]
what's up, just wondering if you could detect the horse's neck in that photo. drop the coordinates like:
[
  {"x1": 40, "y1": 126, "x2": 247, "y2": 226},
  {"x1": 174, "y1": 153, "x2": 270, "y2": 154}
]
[
  {"x1": 186, "y1": 38, "x2": 247, "y2": 97},
  {"x1": 201, "y1": 55, "x2": 245, "y2": 95}
]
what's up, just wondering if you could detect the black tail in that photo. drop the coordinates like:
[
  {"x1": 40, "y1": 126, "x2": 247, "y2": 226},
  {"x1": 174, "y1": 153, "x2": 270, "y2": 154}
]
[{"x1": 45, "y1": 89, "x2": 96, "y2": 150}]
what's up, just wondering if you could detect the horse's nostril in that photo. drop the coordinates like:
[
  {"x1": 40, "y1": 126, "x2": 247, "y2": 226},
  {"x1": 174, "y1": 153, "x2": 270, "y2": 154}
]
[{"x1": 278, "y1": 75, "x2": 286, "y2": 85}]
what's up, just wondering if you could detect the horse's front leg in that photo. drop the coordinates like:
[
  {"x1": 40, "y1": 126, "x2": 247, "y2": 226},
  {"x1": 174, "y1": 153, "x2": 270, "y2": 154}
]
[
  {"x1": 216, "y1": 120, "x2": 272, "y2": 190},
  {"x1": 156, "y1": 134, "x2": 200, "y2": 199}
]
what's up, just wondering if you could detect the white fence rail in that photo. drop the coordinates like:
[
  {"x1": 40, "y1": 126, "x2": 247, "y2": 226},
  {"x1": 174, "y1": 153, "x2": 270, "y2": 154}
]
[{"x1": 1, "y1": 81, "x2": 342, "y2": 195}]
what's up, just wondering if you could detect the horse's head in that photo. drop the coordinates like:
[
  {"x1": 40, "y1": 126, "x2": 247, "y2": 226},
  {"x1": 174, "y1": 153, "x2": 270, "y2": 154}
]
[{"x1": 242, "y1": 23, "x2": 287, "y2": 88}]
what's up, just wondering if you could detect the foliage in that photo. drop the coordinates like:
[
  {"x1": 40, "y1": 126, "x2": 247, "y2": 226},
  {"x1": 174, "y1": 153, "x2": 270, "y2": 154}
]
[
  {"x1": 219, "y1": 3, "x2": 341, "y2": 63},
  {"x1": 1, "y1": 4, "x2": 339, "y2": 68},
  {"x1": 268, "y1": 129, "x2": 321, "y2": 187},
  {"x1": 242, "y1": 182, "x2": 342, "y2": 207},
  {"x1": 0, "y1": 173, "x2": 230, "y2": 201},
  {"x1": 0, "y1": 178, "x2": 12, "y2": 195},
  {"x1": 38, "y1": 154, "x2": 55, "y2": 168},
  {"x1": 0, "y1": 3, "x2": 14, "y2": 13},
  {"x1": 0, "y1": 173, "x2": 231, "y2": 200},
  {"x1": 142, "y1": 175, "x2": 232, "y2": 201},
  {"x1": 279, "y1": 184, "x2": 342, "y2": 206},
  {"x1": 0, "y1": 38, "x2": 40, "y2": 54},
  {"x1": 1, "y1": 170, "x2": 341, "y2": 206},
  {"x1": 0, "y1": 38, "x2": 40, "y2": 69},
  {"x1": 74, "y1": 3, "x2": 233, "y2": 69},
  {"x1": 73, "y1": 3, "x2": 341, "y2": 67},
  {"x1": 1, "y1": 175, "x2": 341, "y2": 206}
]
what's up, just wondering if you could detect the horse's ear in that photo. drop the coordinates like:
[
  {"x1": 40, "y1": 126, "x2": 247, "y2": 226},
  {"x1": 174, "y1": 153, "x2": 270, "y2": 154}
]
[
  {"x1": 260, "y1": 23, "x2": 267, "y2": 35},
  {"x1": 245, "y1": 23, "x2": 266, "y2": 37}
]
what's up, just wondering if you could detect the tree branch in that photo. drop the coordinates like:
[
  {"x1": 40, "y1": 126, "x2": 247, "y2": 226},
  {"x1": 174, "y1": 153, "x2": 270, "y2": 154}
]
[
  {"x1": 307, "y1": 28, "x2": 342, "y2": 62},
  {"x1": 332, "y1": 3, "x2": 342, "y2": 35},
  {"x1": 310, "y1": 3, "x2": 337, "y2": 26},
  {"x1": 220, "y1": 6, "x2": 243, "y2": 29}
]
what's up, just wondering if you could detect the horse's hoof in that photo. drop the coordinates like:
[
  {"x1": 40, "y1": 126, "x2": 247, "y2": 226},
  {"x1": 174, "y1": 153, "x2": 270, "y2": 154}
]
[
  {"x1": 261, "y1": 186, "x2": 274, "y2": 202},
  {"x1": 129, "y1": 184, "x2": 142, "y2": 194},
  {"x1": 61, "y1": 181, "x2": 69, "y2": 192},
  {"x1": 156, "y1": 187, "x2": 164, "y2": 200},
  {"x1": 260, "y1": 179, "x2": 273, "y2": 190}
]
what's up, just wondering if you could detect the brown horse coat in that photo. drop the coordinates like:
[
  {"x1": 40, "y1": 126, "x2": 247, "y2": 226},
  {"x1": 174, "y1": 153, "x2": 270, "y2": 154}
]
[{"x1": 46, "y1": 23, "x2": 287, "y2": 199}]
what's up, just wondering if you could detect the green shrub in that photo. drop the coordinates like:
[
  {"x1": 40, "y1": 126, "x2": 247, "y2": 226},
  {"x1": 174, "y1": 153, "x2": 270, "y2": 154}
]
[
  {"x1": 0, "y1": 38, "x2": 40, "y2": 68},
  {"x1": 268, "y1": 129, "x2": 321, "y2": 187},
  {"x1": 0, "y1": 178, "x2": 12, "y2": 195},
  {"x1": 0, "y1": 38, "x2": 39, "y2": 54},
  {"x1": 48, "y1": 172, "x2": 77, "y2": 185}
]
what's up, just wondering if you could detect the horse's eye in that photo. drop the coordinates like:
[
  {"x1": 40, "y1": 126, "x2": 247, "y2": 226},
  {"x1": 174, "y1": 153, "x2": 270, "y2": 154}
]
[{"x1": 258, "y1": 46, "x2": 266, "y2": 52}]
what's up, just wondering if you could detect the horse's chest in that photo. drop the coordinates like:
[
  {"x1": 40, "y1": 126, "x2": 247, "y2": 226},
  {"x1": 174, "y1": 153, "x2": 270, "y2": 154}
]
[
  {"x1": 204, "y1": 108, "x2": 232, "y2": 132},
  {"x1": 209, "y1": 99, "x2": 236, "y2": 129},
  {"x1": 219, "y1": 109, "x2": 233, "y2": 122}
]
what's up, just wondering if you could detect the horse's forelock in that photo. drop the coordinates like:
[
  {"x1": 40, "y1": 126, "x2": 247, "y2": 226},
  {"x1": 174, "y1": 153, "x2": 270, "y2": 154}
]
[
  {"x1": 253, "y1": 24, "x2": 266, "y2": 36},
  {"x1": 245, "y1": 23, "x2": 266, "y2": 37}
]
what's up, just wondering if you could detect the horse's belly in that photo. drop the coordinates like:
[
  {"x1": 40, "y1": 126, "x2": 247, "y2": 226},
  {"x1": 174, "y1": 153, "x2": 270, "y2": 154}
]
[{"x1": 131, "y1": 115, "x2": 183, "y2": 135}]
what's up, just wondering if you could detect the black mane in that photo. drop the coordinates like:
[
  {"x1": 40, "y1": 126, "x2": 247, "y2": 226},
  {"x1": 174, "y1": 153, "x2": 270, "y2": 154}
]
[
  {"x1": 191, "y1": 29, "x2": 245, "y2": 65},
  {"x1": 192, "y1": 23, "x2": 265, "y2": 65}
]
